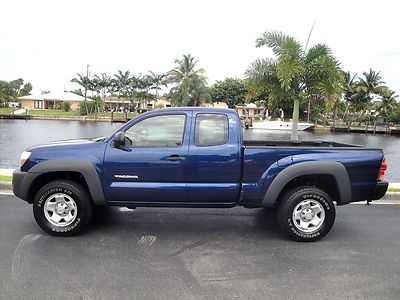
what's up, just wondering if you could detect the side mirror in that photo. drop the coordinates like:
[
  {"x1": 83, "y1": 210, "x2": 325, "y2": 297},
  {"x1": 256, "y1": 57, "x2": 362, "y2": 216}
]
[{"x1": 113, "y1": 132, "x2": 126, "y2": 148}]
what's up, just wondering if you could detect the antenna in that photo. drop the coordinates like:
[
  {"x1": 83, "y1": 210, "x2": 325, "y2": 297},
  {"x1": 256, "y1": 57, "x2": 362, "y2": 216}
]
[{"x1": 304, "y1": 21, "x2": 315, "y2": 53}]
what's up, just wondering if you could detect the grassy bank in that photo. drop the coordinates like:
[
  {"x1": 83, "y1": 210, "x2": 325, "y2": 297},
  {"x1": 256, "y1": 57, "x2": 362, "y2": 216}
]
[
  {"x1": 1, "y1": 108, "x2": 137, "y2": 119},
  {"x1": 0, "y1": 175, "x2": 12, "y2": 182}
]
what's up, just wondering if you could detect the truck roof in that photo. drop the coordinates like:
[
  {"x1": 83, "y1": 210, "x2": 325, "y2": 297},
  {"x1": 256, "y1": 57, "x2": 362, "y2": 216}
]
[{"x1": 151, "y1": 107, "x2": 236, "y2": 114}]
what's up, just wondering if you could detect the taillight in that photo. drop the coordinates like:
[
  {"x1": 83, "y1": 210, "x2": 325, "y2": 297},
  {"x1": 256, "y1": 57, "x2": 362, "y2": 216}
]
[{"x1": 377, "y1": 157, "x2": 387, "y2": 181}]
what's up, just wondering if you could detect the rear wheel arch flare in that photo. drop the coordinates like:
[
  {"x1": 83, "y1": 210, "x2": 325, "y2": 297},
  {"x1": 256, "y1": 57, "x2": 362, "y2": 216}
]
[{"x1": 262, "y1": 161, "x2": 351, "y2": 207}]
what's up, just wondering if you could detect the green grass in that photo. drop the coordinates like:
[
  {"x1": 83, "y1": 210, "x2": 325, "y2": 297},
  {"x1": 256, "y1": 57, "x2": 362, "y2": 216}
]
[
  {"x1": 87, "y1": 112, "x2": 137, "y2": 118},
  {"x1": 388, "y1": 188, "x2": 400, "y2": 193},
  {"x1": 28, "y1": 109, "x2": 80, "y2": 117},
  {"x1": 0, "y1": 107, "x2": 13, "y2": 114},
  {"x1": 0, "y1": 175, "x2": 12, "y2": 182}
]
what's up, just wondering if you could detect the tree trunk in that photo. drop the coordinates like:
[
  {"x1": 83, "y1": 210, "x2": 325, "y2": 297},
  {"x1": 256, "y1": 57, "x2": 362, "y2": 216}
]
[{"x1": 291, "y1": 98, "x2": 299, "y2": 141}]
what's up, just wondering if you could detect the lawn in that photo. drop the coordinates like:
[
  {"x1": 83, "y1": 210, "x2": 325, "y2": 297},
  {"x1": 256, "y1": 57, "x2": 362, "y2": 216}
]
[
  {"x1": 87, "y1": 112, "x2": 137, "y2": 118},
  {"x1": 0, "y1": 107, "x2": 13, "y2": 114},
  {"x1": 0, "y1": 175, "x2": 12, "y2": 182},
  {"x1": 28, "y1": 109, "x2": 80, "y2": 117}
]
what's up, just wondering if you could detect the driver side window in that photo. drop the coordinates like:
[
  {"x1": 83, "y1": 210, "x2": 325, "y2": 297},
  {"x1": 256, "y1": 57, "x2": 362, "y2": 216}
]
[{"x1": 125, "y1": 114, "x2": 186, "y2": 148}]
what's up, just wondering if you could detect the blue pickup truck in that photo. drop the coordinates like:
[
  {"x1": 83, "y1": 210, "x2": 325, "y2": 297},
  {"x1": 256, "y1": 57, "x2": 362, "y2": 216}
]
[{"x1": 13, "y1": 107, "x2": 388, "y2": 241}]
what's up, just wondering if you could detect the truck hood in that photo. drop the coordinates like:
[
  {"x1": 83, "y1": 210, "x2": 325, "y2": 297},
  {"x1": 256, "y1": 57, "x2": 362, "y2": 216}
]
[{"x1": 26, "y1": 137, "x2": 106, "y2": 151}]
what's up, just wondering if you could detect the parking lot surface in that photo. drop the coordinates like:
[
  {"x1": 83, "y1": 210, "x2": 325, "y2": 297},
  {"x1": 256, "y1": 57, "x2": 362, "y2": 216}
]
[{"x1": 1, "y1": 195, "x2": 400, "y2": 299}]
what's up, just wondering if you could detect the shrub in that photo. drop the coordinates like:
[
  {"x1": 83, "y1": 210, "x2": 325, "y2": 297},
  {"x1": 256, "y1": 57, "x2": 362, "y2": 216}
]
[{"x1": 63, "y1": 101, "x2": 71, "y2": 112}]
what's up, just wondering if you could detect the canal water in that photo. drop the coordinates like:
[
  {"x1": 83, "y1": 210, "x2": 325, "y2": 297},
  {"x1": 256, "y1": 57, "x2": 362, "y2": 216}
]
[{"x1": 1, "y1": 119, "x2": 399, "y2": 181}]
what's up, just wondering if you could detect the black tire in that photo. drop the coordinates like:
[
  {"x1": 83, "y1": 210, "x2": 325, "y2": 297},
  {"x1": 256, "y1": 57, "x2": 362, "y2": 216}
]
[
  {"x1": 277, "y1": 186, "x2": 336, "y2": 242},
  {"x1": 33, "y1": 180, "x2": 93, "y2": 236}
]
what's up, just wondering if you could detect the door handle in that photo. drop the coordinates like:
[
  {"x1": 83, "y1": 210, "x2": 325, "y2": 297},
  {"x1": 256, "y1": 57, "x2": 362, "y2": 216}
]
[{"x1": 165, "y1": 155, "x2": 185, "y2": 161}]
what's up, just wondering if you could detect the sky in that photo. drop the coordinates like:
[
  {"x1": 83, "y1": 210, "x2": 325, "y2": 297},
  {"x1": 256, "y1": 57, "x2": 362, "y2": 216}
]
[{"x1": 0, "y1": 0, "x2": 399, "y2": 95}]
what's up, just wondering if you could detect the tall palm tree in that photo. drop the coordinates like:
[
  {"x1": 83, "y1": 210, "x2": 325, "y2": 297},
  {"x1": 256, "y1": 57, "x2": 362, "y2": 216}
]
[
  {"x1": 167, "y1": 54, "x2": 207, "y2": 84},
  {"x1": 167, "y1": 54, "x2": 209, "y2": 107},
  {"x1": 246, "y1": 31, "x2": 344, "y2": 140},
  {"x1": 378, "y1": 90, "x2": 398, "y2": 117},
  {"x1": 356, "y1": 69, "x2": 388, "y2": 101},
  {"x1": 113, "y1": 70, "x2": 131, "y2": 110},
  {"x1": 94, "y1": 73, "x2": 111, "y2": 110},
  {"x1": 356, "y1": 69, "x2": 388, "y2": 130},
  {"x1": 71, "y1": 73, "x2": 91, "y2": 101},
  {"x1": 147, "y1": 71, "x2": 168, "y2": 96}
]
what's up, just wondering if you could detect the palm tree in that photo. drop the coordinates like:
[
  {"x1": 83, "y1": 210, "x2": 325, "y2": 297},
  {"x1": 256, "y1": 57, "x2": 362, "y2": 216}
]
[
  {"x1": 147, "y1": 71, "x2": 168, "y2": 96},
  {"x1": 246, "y1": 31, "x2": 344, "y2": 140},
  {"x1": 167, "y1": 54, "x2": 207, "y2": 84},
  {"x1": 113, "y1": 70, "x2": 131, "y2": 110},
  {"x1": 71, "y1": 73, "x2": 91, "y2": 101},
  {"x1": 378, "y1": 90, "x2": 398, "y2": 117},
  {"x1": 356, "y1": 69, "x2": 388, "y2": 130},
  {"x1": 94, "y1": 73, "x2": 111, "y2": 111},
  {"x1": 167, "y1": 54, "x2": 209, "y2": 106},
  {"x1": 357, "y1": 69, "x2": 388, "y2": 100}
]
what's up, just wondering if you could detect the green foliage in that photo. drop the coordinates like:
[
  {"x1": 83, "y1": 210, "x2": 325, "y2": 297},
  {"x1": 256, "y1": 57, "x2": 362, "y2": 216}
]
[
  {"x1": 209, "y1": 78, "x2": 246, "y2": 108},
  {"x1": 0, "y1": 78, "x2": 33, "y2": 104},
  {"x1": 79, "y1": 101, "x2": 96, "y2": 115},
  {"x1": 63, "y1": 101, "x2": 71, "y2": 112},
  {"x1": 167, "y1": 54, "x2": 209, "y2": 106},
  {"x1": 247, "y1": 30, "x2": 344, "y2": 140}
]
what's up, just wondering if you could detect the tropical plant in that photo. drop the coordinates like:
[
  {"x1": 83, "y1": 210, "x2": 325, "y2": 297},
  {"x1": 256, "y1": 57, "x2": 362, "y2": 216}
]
[
  {"x1": 167, "y1": 54, "x2": 208, "y2": 106},
  {"x1": 147, "y1": 71, "x2": 168, "y2": 96},
  {"x1": 246, "y1": 31, "x2": 344, "y2": 140},
  {"x1": 93, "y1": 73, "x2": 111, "y2": 111},
  {"x1": 63, "y1": 101, "x2": 71, "y2": 112},
  {"x1": 356, "y1": 69, "x2": 388, "y2": 101},
  {"x1": 71, "y1": 73, "x2": 91, "y2": 101},
  {"x1": 377, "y1": 90, "x2": 398, "y2": 117}
]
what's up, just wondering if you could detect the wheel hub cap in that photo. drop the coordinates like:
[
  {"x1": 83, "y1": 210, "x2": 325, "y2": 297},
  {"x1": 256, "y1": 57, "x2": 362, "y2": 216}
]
[
  {"x1": 44, "y1": 193, "x2": 77, "y2": 227},
  {"x1": 292, "y1": 199, "x2": 325, "y2": 234}
]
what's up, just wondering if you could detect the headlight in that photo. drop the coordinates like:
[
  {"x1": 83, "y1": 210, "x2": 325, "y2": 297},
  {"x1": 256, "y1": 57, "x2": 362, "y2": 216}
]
[{"x1": 20, "y1": 151, "x2": 31, "y2": 167}]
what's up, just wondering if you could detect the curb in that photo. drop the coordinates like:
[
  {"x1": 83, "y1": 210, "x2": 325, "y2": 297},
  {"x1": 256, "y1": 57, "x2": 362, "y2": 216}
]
[{"x1": 0, "y1": 181, "x2": 12, "y2": 191}]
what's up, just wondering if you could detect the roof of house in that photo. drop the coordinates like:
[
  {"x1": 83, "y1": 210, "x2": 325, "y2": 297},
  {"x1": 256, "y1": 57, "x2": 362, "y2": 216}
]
[{"x1": 18, "y1": 91, "x2": 89, "y2": 102}]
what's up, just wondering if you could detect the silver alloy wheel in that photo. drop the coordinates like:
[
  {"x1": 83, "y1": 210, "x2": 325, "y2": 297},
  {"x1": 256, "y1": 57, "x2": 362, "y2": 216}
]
[
  {"x1": 292, "y1": 199, "x2": 325, "y2": 234},
  {"x1": 44, "y1": 193, "x2": 77, "y2": 227}
]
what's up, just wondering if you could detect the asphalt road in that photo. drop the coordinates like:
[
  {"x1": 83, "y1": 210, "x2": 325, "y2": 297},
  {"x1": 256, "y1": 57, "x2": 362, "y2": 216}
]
[{"x1": 1, "y1": 194, "x2": 400, "y2": 299}]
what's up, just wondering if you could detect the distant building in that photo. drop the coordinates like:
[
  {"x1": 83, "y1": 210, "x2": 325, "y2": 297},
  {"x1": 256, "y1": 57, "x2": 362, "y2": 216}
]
[
  {"x1": 204, "y1": 101, "x2": 229, "y2": 108},
  {"x1": 104, "y1": 96, "x2": 171, "y2": 111},
  {"x1": 18, "y1": 91, "x2": 89, "y2": 110},
  {"x1": 235, "y1": 103, "x2": 266, "y2": 118}
]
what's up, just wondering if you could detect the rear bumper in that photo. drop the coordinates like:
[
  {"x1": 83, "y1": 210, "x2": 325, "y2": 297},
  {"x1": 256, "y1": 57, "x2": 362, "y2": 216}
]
[{"x1": 371, "y1": 181, "x2": 388, "y2": 201}]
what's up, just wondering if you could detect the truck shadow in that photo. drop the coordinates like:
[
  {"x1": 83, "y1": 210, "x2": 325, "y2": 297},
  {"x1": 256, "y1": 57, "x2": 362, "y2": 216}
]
[{"x1": 90, "y1": 206, "x2": 284, "y2": 240}]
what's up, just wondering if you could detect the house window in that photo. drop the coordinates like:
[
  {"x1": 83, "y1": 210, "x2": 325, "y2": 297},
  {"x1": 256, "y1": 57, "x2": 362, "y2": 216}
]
[{"x1": 34, "y1": 100, "x2": 42, "y2": 109}]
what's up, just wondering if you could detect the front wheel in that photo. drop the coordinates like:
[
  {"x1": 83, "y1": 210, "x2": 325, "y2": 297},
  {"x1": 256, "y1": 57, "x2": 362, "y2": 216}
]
[
  {"x1": 277, "y1": 186, "x2": 336, "y2": 242},
  {"x1": 33, "y1": 180, "x2": 93, "y2": 236}
]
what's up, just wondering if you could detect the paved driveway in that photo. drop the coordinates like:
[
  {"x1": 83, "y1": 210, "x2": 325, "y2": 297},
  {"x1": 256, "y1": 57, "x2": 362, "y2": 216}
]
[{"x1": 1, "y1": 195, "x2": 399, "y2": 299}]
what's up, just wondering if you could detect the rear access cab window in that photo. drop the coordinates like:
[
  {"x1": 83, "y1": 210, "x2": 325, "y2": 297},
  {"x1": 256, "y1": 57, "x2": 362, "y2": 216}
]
[{"x1": 195, "y1": 113, "x2": 229, "y2": 147}]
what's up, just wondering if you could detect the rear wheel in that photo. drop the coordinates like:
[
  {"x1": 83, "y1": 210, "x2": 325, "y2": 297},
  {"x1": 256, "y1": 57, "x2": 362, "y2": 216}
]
[
  {"x1": 277, "y1": 186, "x2": 335, "y2": 242},
  {"x1": 33, "y1": 180, "x2": 93, "y2": 236}
]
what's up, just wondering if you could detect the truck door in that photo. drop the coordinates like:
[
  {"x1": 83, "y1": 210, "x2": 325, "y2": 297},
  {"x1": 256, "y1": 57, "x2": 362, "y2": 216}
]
[
  {"x1": 103, "y1": 112, "x2": 190, "y2": 203},
  {"x1": 186, "y1": 112, "x2": 241, "y2": 204}
]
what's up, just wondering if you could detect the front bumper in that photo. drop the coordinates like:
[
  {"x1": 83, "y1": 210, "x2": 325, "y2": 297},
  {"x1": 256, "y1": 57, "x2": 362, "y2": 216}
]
[
  {"x1": 12, "y1": 170, "x2": 39, "y2": 203},
  {"x1": 371, "y1": 181, "x2": 388, "y2": 201}
]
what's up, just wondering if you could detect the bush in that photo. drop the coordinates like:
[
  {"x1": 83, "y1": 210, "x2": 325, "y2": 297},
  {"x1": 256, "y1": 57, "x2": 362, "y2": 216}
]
[
  {"x1": 79, "y1": 101, "x2": 95, "y2": 115},
  {"x1": 63, "y1": 102, "x2": 71, "y2": 112}
]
